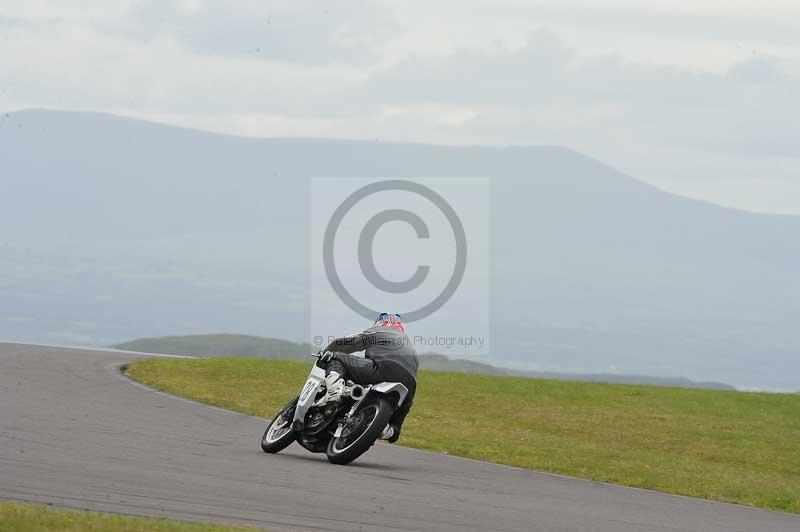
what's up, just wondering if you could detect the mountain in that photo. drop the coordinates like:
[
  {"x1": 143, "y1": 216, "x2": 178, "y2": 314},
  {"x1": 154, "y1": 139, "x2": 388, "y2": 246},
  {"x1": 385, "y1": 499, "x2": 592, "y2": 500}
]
[
  {"x1": 112, "y1": 334, "x2": 734, "y2": 390},
  {"x1": 416, "y1": 353, "x2": 734, "y2": 390},
  {"x1": 2, "y1": 109, "x2": 799, "y2": 390},
  {"x1": 114, "y1": 334, "x2": 315, "y2": 360}
]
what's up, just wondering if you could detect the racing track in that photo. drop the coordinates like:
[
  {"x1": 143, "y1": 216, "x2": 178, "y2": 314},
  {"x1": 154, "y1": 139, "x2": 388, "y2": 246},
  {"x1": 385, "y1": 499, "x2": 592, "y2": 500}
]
[{"x1": 1, "y1": 343, "x2": 798, "y2": 532}]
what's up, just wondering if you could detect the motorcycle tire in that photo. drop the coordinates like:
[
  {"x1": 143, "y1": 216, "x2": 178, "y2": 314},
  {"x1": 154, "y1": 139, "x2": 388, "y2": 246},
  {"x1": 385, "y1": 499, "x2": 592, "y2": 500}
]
[
  {"x1": 260, "y1": 397, "x2": 298, "y2": 453},
  {"x1": 326, "y1": 396, "x2": 394, "y2": 465}
]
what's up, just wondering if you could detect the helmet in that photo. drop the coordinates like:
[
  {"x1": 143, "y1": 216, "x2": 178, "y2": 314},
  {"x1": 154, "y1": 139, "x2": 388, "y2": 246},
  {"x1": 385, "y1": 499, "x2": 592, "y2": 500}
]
[{"x1": 373, "y1": 312, "x2": 406, "y2": 333}]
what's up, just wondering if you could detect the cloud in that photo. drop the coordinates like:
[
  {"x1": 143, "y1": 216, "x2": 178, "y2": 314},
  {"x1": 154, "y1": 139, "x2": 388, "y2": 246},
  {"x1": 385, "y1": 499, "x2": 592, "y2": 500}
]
[
  {"x1": 365, "y1": 30, "x2": 573, "y2": 106},
  {"x1": 363, "y1": 32, "x2": 800, "y2": 160},
  {"x1": 123, "y1": 0, "x2": 397, "y2": 65},
  {"x1": 1, "y1": 1, "x2": 799, "y2": 212},
  {"x1": 728, "y1": 55, "x2": 784, "y2": 84}
]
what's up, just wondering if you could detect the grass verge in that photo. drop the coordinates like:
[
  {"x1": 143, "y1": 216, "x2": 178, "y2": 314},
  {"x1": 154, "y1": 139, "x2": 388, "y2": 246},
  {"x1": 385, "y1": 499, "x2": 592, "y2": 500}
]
[
  {"x1": 0, "y1": 502, "x2": 256, "y2": 532},
  {"x1": 126, "y1": 357, "x2": 800, "y2": 513}
]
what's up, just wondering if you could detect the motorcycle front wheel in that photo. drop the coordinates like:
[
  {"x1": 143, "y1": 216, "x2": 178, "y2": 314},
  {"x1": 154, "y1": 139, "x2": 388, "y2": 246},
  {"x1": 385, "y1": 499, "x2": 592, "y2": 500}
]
[
  {"x1": 326, "y1": 396, "x2": 394, "y2": 465},
  {"x1": 260, "y1": 397, "x2": 297, "y2": 453}
]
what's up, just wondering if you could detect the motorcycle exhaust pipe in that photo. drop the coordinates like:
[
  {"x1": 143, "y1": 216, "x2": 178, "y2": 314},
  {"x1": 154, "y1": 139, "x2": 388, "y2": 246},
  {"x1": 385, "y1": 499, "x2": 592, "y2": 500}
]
[{"x1": 348, "y1": 384, "x2": 365, "y2": 400}]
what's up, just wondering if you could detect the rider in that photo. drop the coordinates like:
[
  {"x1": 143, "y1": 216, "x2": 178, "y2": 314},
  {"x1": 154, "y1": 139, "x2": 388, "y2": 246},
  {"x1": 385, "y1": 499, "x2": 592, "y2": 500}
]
[{"x1": 319, "y1": 312, "x2": 418, "y2": 443}]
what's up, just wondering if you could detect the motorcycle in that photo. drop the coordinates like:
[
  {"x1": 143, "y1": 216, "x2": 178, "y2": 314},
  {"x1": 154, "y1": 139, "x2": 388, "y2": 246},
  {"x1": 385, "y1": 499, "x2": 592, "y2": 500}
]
[{"x1": 260, "y1": 353, "x2": 409, "y2": 464}]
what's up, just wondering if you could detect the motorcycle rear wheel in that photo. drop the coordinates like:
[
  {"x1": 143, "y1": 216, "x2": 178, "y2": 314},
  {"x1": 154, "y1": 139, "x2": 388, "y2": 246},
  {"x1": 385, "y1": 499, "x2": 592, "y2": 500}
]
[{"x1": 326, "y1": 397, "x2": 393, "y2": 465}]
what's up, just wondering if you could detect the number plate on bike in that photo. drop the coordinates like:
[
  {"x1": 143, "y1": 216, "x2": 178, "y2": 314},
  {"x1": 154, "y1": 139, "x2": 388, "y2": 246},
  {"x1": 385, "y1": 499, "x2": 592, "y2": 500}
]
[{"x1": 298, "y1": 377, "x2": 320, "y2": 406}]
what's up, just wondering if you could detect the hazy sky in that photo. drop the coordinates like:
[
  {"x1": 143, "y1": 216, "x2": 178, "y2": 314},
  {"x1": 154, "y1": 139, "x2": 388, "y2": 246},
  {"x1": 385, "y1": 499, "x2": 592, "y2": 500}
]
[{"x1": 2, "y1": 1, "x2": 799, "y2": 213}]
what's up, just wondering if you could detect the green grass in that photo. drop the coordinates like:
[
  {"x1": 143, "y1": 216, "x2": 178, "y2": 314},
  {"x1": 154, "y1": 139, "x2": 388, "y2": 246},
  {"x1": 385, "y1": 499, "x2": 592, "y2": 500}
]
[
  {"x1": 126, "y1": 357, "x2": 800, "y2": 513},
  {"x1": 0, "y1": 502, "x2": 257, "y2": 532}
]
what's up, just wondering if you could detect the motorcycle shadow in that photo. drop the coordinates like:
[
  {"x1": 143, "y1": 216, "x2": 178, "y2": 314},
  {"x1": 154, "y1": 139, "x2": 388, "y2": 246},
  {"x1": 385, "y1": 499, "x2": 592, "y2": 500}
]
[{"x1": 262, "y1": 448, "x2": 415, "y2": 473}]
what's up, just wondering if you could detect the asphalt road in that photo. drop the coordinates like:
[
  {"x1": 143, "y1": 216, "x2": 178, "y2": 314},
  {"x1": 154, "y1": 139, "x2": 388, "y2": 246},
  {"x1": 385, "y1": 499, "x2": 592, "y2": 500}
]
[{"x1": 1, "y1": 343, "x2": 797, "y2": 532}]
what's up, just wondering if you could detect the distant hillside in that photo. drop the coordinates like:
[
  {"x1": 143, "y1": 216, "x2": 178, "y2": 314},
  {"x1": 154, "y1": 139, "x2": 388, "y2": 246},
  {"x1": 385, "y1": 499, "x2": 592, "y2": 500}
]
[
  {"x1": 114, "y1": 334, "x2": 734, "y2": 390},
  {"x1": 114, "y1": 334, "x2": 314, "y2": 360},
  {"x1": 418, "y1": 353, "x2": 734, "y2": 390},
  {"x1": 5, "y1": 109, "x2": 800, "y2": 390}
]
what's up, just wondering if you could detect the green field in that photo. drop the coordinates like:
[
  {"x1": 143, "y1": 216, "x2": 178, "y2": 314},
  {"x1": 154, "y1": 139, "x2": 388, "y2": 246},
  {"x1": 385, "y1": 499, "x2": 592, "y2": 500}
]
[
  {"x1": 126, "y1": 357, "x2": 800, "y2": 513},
  {"x1": 0, "y1": 502, "x2": 256, "y2": 532}
]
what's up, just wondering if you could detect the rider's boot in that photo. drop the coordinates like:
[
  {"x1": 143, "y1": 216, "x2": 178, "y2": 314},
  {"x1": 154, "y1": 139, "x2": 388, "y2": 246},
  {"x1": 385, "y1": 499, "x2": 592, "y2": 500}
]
[
  {"x1": 323, "y1": 371, "x2": 345, "y2": 403},
  {"x1": 381, "y1": 400, "x2": 413, "y2": 443},
  {"x1": 380, "y1": 424, "x2": 397, "y2": 442}
]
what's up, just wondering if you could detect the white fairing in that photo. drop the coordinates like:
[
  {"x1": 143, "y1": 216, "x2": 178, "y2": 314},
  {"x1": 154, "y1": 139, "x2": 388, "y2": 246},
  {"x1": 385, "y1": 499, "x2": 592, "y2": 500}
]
[
  {"x1": 371, "y1": 382, "x2": 409, "y2": 406},
  {"x1": 309, "y1": 364, "x2": 326, "y2": 380},
  {"x1": 293, "y1": 364, "x2": 325, "y2": 425}
]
